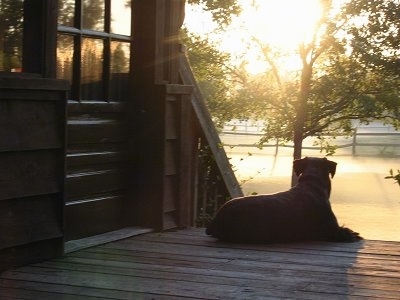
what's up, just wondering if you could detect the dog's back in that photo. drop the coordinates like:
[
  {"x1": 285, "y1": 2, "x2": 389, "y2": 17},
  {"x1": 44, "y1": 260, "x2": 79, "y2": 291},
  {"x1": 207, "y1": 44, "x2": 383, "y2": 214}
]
[
  {"x1": 206, "y1": 157, "x2": 362, "y2": 243},
  {"x1": 206, "y1": 190, "x2": 332, "y2": 242}
]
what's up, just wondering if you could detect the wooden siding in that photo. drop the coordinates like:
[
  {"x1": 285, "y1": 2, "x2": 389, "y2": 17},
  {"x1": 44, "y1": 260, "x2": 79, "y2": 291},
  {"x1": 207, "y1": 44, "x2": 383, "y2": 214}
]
[
  {"x1": 65, "y1": 101, "x2": 130, "y2": 241},
  {"x1": 163, "y1": 84, "x2": 194, "y2": 229},
  {"x1": 1, "y1": 227, "x2": 400, "y2": 299},
  {"x1": 0, "y1": 75, "x2": 68, "y2": 271},
  {"x1": 135, "y1": 84, "x2": 194, "y2": 230}
]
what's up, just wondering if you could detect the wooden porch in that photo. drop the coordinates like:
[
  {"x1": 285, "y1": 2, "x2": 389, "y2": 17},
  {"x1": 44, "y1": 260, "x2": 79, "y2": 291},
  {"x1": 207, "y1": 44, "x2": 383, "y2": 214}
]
[{"x1": 1, "y1": 227, "x2": 399, "y2": 299}]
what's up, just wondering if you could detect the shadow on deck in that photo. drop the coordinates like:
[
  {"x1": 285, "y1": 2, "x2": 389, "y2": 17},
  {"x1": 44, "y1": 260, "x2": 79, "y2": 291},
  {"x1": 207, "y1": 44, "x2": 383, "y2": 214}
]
[{"x1": 1, "y1": 227, "x2": 400, "y2": 299}]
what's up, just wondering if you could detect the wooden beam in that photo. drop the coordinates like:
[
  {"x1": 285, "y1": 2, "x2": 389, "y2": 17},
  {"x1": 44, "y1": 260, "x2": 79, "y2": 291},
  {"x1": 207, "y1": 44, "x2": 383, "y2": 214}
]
[{"x1": 23, "y1": 0, "x2": 58, "y2": 77}]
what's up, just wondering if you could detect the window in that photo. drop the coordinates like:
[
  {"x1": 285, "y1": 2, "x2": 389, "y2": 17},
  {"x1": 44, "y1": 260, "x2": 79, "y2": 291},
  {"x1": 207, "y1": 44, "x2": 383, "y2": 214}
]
[
  {"x1": 57, "y1": 0, "x2": 131, "y2": 101},
  {"x1": 0, "y1": 0, "x2": 24, "y2": 72}
]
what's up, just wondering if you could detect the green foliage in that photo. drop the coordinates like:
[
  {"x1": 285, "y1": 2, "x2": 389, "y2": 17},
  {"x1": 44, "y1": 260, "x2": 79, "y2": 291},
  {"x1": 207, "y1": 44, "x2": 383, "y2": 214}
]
[
  {"x1": 338, "y1": 0, "x2": 400, "y2": 127},
  {"x1": 185, "y1": 0, "x2": 400, "y2": 159},
  {"x1": 235, "y1": 1, "x2": 399, "y2": 157},
  {"x1": 385, "y1": 169, "x2": 400, "y2": 186},
  {"x1": 187, "y1": 0, "x2": 241, "y2": 26},
  {"x1": 181, "y1": 28, "x2": 236, "y2": 127},
  {"x1": 342, "y1": 0, "x2": 400, "y2": 76}
]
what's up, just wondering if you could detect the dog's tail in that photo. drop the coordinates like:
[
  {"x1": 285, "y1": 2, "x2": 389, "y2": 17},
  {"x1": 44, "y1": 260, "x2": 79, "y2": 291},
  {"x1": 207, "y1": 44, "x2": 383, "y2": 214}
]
[{"x1": 334, "y1": 226, "x2": 363, "y2": 242}]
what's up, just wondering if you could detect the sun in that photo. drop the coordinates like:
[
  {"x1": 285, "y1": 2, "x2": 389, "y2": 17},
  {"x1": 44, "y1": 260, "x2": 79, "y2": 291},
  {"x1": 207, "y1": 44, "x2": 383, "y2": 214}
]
[
  {"x1": 248, "y1": 0, "x2": 324, "y2": 48},
  {"x1": 184, "y1": 0, "x2": 326, "y2": 75}
]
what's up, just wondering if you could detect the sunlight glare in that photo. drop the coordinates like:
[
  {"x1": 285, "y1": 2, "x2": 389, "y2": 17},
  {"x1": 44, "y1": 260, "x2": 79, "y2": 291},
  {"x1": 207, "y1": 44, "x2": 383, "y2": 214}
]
[
  {"x1": 244, "y1": 0, "x2": 324, "y2": 48},
  {"x1": 184, "y1": 0, "x2": 326, "y2": 75}
]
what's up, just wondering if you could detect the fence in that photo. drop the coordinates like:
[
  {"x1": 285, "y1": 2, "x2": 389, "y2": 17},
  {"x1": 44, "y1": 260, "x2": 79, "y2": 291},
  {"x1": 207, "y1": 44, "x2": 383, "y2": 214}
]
[{"x1": 221, "y1": 121, "x2": 400, "y2": 157}]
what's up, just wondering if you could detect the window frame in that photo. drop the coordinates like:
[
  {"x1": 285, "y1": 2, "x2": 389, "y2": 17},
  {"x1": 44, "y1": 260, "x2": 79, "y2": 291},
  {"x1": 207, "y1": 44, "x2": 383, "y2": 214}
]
[{"x1": 57, "y1": 0, "x2": 132, "y2": 101}]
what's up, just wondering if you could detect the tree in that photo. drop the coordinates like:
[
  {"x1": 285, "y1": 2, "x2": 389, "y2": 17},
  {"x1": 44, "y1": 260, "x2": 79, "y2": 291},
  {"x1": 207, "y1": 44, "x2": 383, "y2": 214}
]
[
  {"x1": 342, "y1": 0, "x2": 400, "y2": 77},
  {"x1": 340, "y1": 0, "x2": 400, "y2": 128},
  {"x1": 343, "y1": 0, "x2": 400, "y2": 185},
  {"x1": 225, "y1": 1, "x2": 399, "y2": 163},
  {"x1": 386, "y1": 169, "x2": 400, "y2": 186},
  {"x1": 256, "y1": 0, "x2": 400, "y2": 161},
  {"x1": 185, "y1": 0, "x2": 400, "y2": 185},
  {"x1": 187, "y1": 0, "x2": 241, "y2": 27},
  {"x1": 181, "y1": 28, "x2": 236, "y2": 127}
]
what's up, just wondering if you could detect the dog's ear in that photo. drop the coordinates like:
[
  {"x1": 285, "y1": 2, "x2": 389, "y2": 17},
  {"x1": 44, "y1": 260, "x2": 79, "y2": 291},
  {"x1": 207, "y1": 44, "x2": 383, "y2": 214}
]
[
  {"x1": 326, "y1": 159, "x2": 337, "y2": 178},
  {"x1": 293, "y1": 158, "x2": 307, "y2": 177}
]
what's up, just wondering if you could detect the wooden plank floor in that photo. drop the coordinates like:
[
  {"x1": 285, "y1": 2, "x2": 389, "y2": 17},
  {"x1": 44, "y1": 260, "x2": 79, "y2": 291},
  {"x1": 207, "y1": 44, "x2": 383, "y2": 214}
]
[{"x1": 1, "y1": 227, "x2": 400, "y2": 299}]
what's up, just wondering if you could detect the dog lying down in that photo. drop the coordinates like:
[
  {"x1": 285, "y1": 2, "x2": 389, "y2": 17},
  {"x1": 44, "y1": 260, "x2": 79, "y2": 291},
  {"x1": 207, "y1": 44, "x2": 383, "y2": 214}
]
[{"x1": 206, "y1": 157, "x2": 362, "y2": 243}]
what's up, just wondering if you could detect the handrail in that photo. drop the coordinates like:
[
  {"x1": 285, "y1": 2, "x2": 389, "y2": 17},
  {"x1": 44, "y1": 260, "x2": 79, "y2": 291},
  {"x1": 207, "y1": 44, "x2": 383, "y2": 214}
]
[{"x1": 179, "y1": 54, "x2": 243, "y2": 199}]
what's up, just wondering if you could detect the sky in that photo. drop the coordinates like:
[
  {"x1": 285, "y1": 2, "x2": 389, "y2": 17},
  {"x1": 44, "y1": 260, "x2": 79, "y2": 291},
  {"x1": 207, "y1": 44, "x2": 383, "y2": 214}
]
[{"x1": 184, "y1": 0, "x2": 347, "y2": 74}]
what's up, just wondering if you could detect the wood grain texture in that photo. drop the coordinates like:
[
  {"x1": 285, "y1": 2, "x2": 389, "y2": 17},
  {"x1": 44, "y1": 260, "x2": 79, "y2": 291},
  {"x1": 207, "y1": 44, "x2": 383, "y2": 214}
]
[
  {"x1": 0, "y1": 151, "x2": 60, "y2": 201},
  {"x1": 1, "y1": 228, "x2": 399, "y2": 299},
  {"x1": 0, "y1": 76, "x2": 67, "y2": 271},
  {"x1": 0, "y1": 195, "x2": 62, "y2": 249},
  {"x1": 0, "y1": 99, "x2": 63, "y2": 152},
  {"x1": 64, "y1": 101, "x2": 129, "y2": 241},
  {"x1": 64, "y1": 194, "x2": 127, "y2": 241}
]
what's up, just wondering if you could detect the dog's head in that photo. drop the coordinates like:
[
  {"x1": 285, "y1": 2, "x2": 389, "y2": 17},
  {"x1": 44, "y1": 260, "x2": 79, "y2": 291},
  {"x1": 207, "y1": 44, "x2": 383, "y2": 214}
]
[{"x1": 293, "y1": 157, "x2": 337, "y2": 178}]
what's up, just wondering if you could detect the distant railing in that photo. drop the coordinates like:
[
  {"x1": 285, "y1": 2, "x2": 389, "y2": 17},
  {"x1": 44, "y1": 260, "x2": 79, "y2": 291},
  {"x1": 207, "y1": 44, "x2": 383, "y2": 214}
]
[
  {"x1": 351, "y1": 129, "x2": 400, "y2": 156},
  {"x1": 221, "y1": 122, "x2": 400, "y2": 157},
  {"x1": 222, "y1": 120, "x2": 265, "y2": 135}
]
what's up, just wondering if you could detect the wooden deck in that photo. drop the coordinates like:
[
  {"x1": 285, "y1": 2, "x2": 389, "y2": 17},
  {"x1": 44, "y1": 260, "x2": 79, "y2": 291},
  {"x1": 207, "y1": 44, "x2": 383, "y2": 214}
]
[{"x1": 1, "y1": 228, "x2": 400, "y2": 299}]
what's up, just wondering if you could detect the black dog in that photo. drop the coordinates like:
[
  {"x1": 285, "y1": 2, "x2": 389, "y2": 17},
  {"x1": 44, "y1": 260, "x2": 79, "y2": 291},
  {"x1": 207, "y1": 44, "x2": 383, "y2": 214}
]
[{"x1": 206, "y1": 157, "x2": 361, "y2": 243}]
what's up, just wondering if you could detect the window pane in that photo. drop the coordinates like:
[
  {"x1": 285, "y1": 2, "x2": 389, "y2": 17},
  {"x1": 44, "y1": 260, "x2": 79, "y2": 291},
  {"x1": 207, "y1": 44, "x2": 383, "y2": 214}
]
[
  {"x1": 82, "y1": 0, "x2": 105, "y2": 31},
  {"x1": 56, "y1": 34, "x2": 74, "y2": 82},
  {"x1": 58, "y1": 0, "x2": 75, "y2": 27},
  {"x1": 0, "y1": 0, "x2": 23, "y2": 72},
  {"x1": 81, "y1": 38, "x2": 104, "y2": 100},
  {"x1": 111, "y1": 0, "x2": 131, "y2": 36},
  {"x1": 110, "y1": 41, "x2": 130, "y2": 100},
  {"x1": 111, "y1": 41, "x2": 129, "y2": 73}
]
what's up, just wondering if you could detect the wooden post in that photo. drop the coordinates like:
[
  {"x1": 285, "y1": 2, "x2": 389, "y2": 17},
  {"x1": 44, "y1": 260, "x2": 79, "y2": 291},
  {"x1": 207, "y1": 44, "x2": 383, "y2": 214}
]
[
  {"x1": 352, "y1": 128, "x2": 357, "y2": 156},
  {"x1": 23, "y1": 0, "x2": 58, "y2": 77}
]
